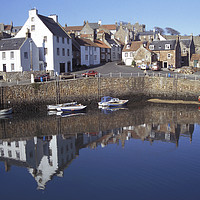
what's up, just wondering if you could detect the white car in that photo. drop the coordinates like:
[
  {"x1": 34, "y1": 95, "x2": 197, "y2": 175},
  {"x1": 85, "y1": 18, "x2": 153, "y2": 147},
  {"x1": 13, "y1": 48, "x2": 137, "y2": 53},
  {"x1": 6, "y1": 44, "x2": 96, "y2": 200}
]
[{"x1": 141, "y1": 64, "x2": 149, "y2": 70}]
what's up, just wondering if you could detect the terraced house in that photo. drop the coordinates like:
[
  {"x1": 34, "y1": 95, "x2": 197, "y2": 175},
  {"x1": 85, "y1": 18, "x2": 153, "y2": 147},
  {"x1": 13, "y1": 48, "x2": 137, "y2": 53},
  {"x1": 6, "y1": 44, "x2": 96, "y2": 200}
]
[{"x1": 15, "y1": 8, "x2": 72, "y2": 75}]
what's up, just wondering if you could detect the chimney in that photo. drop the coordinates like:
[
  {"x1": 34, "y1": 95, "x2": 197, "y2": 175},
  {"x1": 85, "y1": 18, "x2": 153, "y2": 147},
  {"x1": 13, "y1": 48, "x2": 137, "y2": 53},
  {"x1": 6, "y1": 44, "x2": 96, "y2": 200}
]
[
  {"x1": 98, "y1": 20, "x2": 102, "y2": 26},
  {"x1": 26, "y1": 28, "x2": 31, "y2": 38},
  {"x1": 29, "y1": 8, "x2": 38, "y2": 17},
  {"x1": 49, "y1": 14, "x2": 58, "y2": 23}
]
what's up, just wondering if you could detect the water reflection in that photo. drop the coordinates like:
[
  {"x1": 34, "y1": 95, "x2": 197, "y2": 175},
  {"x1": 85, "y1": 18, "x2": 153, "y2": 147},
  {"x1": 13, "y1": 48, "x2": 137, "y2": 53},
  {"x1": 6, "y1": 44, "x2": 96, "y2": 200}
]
[{"x1": 0, "y1": 103, "x2": 198, "y2": 191}]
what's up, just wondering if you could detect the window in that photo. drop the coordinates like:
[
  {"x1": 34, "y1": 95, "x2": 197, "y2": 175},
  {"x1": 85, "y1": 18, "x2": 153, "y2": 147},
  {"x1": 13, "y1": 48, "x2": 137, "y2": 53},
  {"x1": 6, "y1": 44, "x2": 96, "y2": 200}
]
[
  {"x1": 67, "y1": 38, "x2": 69, "y2": 44},
  {"x1": 167, "y1": 53, "x2": 171, "y2": 59},
  {"x1": 16, "y1": 151, "x2": 20, "y2": 159},
  {"x1": 149, "y1": 45, "x2": 154, "y2": 50},
  {"x1": 15, "y1": 141, "x2": 19, "y2": 147},
  {"x1": 57, "y1": 48, "x2": 60, "y2": 56},
  {"x1": 44, "y1": 36, "x2": 47, "y2": 42},
  {"x1": 31, "y1": 25, "x2": 35, "y2": 31},
  {"x1": 85, "y1": 55, "x2": 88, "y2": 60},
  {"x1": 62, "y1": 48, "x2": 65, "y2": 56},
  {"x1": 94, "y1": 47, "x2": 96, "y2": 51},
  {"x1": 62, "y1": 37, "x2": 65, "y2": 44},
  {"x1": 57, "y1": 36, "x2": 59, "y2": 43},
  {"x1": 8, "y1": 150, "x2": 12, "y2": 157},
  {"x1": 94, "y1": 55, "x2": 97, "y2": 60},
  {"x1": 44, "y1": 48, "x2": 48, "y2": 55},
  {"x1": 125, "y1": 53, "x2": 128, "y2": 57},
  {"x1": 2, "y1": 52, "x2": 6, "y2": 59},
  {"x1": 101, "y1": 48, "x2": 105, "y2": 52},
  {"x1": 24, "y1": 52, "x2": 28, "y2": 59},
  {"x1": 67, "y1": 49, "x2": 70, "y2": 56},
  {"x1": 107, "y1": 49, "x2": 110, "y2": 53},
  {"x1": 11, "y1": 64, "x2": 14, "y2": 71},
  {"x1": 101, "y1": 54, "x2": 105, "y2": 59},
  {"x1": 31, "y1": 17, "x2": 34, "y2": 22},
  {"x1": 0, "y1": 148, "x2": 4, "y2": 156},
  {"x1": 85, "y1": 46, "x2": 88, "y2": 51},
  {"x1": 10, "y1": 51, "x2": 14, "y2": 59},
  {"x1": 183, "y1": 48, "x2": 187, "y2": 54},
  {"x1": 165, "y1": 44, "x2": 170, "y2": 49}
]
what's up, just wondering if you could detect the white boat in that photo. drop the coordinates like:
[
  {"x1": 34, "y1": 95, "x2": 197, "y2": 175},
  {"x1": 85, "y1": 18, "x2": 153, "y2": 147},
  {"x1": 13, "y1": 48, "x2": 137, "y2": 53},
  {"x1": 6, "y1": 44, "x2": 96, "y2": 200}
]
[
  {"x1": 57, "y1": 104, "x2": 87, "y2": 112},
  {"x1": 47, "y1": 102, "x2": 77, "y2": 110},
  {"x1": 0, "y1": 108, "x2": 12, "y2": 115},
  {"x1": 98, "y1": 96, "x2": 128, "y2": 107}
]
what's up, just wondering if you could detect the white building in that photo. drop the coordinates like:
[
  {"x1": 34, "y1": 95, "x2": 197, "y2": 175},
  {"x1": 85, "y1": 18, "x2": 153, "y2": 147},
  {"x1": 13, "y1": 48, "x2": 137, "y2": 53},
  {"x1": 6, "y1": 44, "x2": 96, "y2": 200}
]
[
  {"x1": 75, "y1": 37, "x2": 100, "y2": 66},
  {"x1": 15, "y1": 8, "x2": 72, "y2": 74},
  {"x1": 0, "y1": 37, "x2": 38, "y2": 72}
]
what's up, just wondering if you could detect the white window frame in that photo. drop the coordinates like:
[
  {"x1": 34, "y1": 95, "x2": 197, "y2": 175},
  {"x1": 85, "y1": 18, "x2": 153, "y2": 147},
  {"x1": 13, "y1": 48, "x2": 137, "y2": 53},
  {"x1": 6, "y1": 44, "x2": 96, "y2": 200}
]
[
  {"x1": 165, "y1": 44, "x2": 171, "y2": 50},
  {"x1": 149, "y1": 45, "x2": 154, "y2": 50},
  {"x1": 167, "y1": 53, "x2": 171, "y2": 59}
]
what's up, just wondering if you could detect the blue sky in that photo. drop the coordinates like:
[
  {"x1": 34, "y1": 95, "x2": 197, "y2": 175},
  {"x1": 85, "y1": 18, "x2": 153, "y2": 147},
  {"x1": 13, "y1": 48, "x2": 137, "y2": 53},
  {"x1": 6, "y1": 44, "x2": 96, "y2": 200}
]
[{"x1": 1, "y1": 0, "x2": 200, "y2": 35}]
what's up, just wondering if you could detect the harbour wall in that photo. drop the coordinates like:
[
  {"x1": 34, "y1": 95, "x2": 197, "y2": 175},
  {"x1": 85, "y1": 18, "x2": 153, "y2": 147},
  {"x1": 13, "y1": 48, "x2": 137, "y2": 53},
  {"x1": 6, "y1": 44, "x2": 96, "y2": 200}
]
[{"x1": 0, "y1": 76, "x2": 200, "y2": 110}]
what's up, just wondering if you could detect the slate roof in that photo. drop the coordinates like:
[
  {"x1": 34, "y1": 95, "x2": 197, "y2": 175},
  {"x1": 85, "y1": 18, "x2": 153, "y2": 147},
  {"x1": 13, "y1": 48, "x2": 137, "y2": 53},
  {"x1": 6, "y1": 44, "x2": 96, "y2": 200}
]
[
  {"x1": 0, "y1": 37, "x2": 26, "y2": 51},
  {"x1": 181, "y1": 39, "x2": 191, "y2": 48},
  {"x1": 75, "y1": 38, "x2": 99, "y2": 47},
  {"x1": 106, "y1": 38, "x2": 118, "y2": 46},
  {"x1": 150, "y1": 40, "x2": 177, "y2": 51},
  {"x1": 38, "y1": 15, "x2": 69, "y2": 38},
  {"x1": 88, "y1": 23, "x2": 99, "y2": 30},
  {"x1": 136, "y1": 31, "x2": 157, "y2": 36}
]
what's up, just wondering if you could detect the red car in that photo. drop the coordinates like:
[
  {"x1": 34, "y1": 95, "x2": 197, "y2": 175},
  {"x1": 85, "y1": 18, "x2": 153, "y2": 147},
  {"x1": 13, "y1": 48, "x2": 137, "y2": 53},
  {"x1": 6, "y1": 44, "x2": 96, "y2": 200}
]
[
  {"x1": 81, "y1": 70, "x2": 98, "y2": 77},
  {"x1": 34, "y1": 74, "x2": 50, "y2": 82}
]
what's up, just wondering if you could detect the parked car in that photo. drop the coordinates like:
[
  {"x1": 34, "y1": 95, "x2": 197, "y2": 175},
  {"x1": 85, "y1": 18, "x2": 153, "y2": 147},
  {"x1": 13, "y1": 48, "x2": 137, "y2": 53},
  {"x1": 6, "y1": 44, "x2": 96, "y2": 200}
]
[
  {"x1": 141, "y1": 64, "x2": 149, "y2": 70},
  {"x1": 82, "y1": 70, "x2": 98, "y2": 77},
  {"x1": 59, "y1": 72, "x2": 77, "y2": 80},
  {"x1": 34, "y1": 74, "x2": 50, "y2": 82},
  {"x1": 152, "y1": 63, "x2": 161, "y2": 71}
]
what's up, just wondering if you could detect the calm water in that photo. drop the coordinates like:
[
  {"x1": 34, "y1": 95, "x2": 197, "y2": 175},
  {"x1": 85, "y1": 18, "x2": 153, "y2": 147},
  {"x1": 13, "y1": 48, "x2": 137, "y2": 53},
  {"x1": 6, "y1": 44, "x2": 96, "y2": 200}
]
[{"x1": 0, "y1": 103, "x2": 200, "y2": 200}]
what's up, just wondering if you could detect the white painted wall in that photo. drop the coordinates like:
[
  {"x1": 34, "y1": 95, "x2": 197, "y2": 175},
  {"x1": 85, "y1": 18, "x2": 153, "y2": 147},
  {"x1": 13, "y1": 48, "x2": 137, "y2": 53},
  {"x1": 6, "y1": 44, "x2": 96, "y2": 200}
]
[
  {"x1": 80, "y1": 46, "x2": 100, "y2": 66},
  {"x1": 15, "y1": 9, "x2": 72, "y2": 74},
  {"x1": 122, "y1": 51, "x2": 133, "y2": 66}
]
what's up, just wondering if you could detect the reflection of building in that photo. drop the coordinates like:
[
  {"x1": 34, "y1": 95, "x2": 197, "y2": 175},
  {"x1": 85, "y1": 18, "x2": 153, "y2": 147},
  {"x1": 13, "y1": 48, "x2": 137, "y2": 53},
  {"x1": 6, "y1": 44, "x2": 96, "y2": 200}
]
[{"x1": 0, "y1": 135, "x2": 77, "y2": 190}]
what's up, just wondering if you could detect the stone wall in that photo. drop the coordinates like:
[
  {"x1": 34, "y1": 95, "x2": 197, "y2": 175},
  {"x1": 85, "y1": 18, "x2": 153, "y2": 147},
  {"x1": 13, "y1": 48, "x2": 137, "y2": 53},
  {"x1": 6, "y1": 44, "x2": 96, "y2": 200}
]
[{"x1": 1, "y1": 76, "x2": 200, "y2": 110}]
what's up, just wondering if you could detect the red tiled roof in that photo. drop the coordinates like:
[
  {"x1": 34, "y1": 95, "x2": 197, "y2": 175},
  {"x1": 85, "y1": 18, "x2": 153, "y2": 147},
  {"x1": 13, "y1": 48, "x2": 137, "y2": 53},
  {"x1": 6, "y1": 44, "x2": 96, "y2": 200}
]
[
  {"x1": 75, "y1": 37, "x2": 99, "y2": 47},
  {"x1": 65, "y1": 26, "x2": 83, "y2": 31},
  {"x1": 191, "y1": 54, "x2": 200, "y2": 61},
  {"x1": 80, "y1": 34, "x2": 93, "y2": 38},
  {"x1": 94, "y1": 39, "x2": 111, "y2": 48},
  {"x1": 101, "y1": 24, "x2": 116, "y2": 30},
  {"x1": 4, "y1": 25, "x2": 12, "y2": 31}
]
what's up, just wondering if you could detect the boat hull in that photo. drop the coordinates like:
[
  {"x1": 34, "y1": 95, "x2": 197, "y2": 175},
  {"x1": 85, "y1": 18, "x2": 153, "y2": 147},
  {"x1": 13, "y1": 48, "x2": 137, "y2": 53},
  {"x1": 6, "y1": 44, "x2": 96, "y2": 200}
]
[{"x1": 0, "y1": 108, "x2": 12, "y2": 115}]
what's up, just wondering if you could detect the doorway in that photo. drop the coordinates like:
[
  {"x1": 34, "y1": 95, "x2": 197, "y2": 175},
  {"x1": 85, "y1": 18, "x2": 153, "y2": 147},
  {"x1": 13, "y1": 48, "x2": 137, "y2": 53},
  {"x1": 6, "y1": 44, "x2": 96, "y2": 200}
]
[
  {"x1": 3, "y1": 64, "x2": 6, "y2": 72},
  {"x1": 67, "y1": 62, "x2": 71, "y2": 72},
  {"x1": 60, "y1": 63, "x2": 65, "y2": 73},
  {"x1": 163, "y1": 62, "x2": 168, "y2": 68}
]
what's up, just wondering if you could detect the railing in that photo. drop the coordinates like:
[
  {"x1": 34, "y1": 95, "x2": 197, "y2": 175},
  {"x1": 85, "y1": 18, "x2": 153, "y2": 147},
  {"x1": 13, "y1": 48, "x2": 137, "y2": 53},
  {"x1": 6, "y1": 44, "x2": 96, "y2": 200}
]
[{"x1": 1, "y1": 71, "x2": 200, "y2": 87}]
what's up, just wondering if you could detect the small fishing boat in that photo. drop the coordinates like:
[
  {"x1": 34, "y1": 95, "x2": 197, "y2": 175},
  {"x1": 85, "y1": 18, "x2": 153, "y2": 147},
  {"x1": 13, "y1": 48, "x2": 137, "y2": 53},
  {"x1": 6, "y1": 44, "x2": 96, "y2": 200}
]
[
  {"x1": 0, "y1": 108, "x2": 12, "y2": 115},
  {"x1": 98, "y1": 96, "x2": 128, "y2": 107},
  {"x1": 47, "y1": 102, "x2": 77, "y2": 110},
  {"x1": 57, "y1": 104, "x2": 87, "y2": 112}
]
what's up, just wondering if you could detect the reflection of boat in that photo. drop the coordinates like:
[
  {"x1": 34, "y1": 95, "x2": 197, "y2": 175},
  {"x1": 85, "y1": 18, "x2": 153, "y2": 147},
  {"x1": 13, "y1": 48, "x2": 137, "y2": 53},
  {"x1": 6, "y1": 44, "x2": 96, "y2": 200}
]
[
  {"x1": 98, "y1": 96, "x2": 128, "y2": 107},
  {"x1": 57, "y1": 111, "x2": 86, "y2": 117},
  {"x1": 47, "y1": 102, "x2": 77, "y2": 110},
  {"x1": 0, "y1": 108, "x2": 12, "y2": 115},
  {"x1": 99, "y1": 106, "x2": 128, "y2": 114},
  {"x1": 57, "y1": 104, "x2": 87, "y2": 112}
]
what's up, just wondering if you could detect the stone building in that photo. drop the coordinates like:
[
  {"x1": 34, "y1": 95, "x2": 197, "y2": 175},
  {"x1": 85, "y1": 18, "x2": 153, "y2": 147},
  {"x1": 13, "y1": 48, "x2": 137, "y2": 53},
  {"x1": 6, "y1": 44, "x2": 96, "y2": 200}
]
[{"x1": 149, "y1": 39, "x2": 181, "y2": 68}]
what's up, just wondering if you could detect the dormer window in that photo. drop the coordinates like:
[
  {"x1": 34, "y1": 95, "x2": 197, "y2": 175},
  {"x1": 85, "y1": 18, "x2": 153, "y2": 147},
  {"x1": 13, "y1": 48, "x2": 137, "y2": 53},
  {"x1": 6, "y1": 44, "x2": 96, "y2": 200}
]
[
  {"x1": 126, "y1": 45, "x2": 130, "y2": 49},
  {"x1": 149, "y1": 45, "x2": 154, "y2": 50},
  {"x1": 165, "y1": 44, "x2": 170, "y2": 49}
]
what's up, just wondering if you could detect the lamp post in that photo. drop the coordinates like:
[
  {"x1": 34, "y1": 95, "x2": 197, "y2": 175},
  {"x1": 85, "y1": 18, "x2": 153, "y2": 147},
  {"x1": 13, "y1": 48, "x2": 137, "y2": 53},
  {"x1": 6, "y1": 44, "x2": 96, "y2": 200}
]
[{"x1": 29, "y1": 40, "x2": 34, "y2": 83}]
